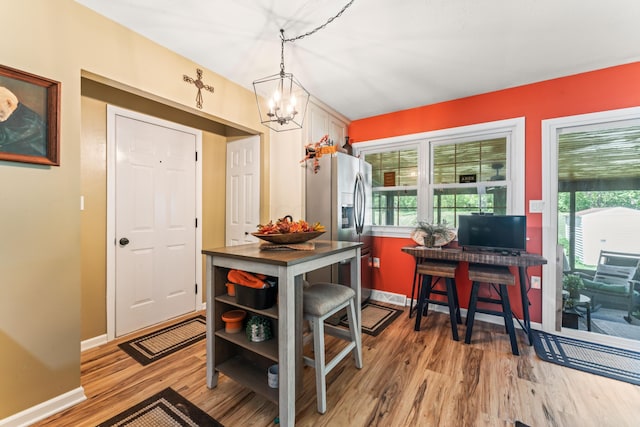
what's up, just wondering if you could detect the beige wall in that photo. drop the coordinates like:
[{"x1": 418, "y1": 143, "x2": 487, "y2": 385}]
[{"x1": 1, "y1": 0, "x2": 269, "y2": 419}]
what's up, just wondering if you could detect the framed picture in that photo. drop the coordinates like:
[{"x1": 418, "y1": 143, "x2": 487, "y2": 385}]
[{"x1": 0, "y1": 64, "x2": 60, "y2": 166}]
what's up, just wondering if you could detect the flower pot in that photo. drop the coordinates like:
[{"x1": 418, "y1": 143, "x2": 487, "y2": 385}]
[
  {"x1": 221, "y1": 309, "x2": 246, "y2": 333},
  {"x1": 424, "y1": 235, "x2": 436, "y2": 248},
  {"x1": 226, "y1": 282, "x2": 236, "y2": 296},
  {"x1": 562, "y1": 311, "x2": 579, "y2": 329}
]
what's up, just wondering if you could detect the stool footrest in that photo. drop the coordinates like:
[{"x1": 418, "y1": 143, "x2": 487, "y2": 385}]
[
  {"x1": 474, "y1": 307, "x2": 510, "y2": 318},
  {"x1": 423, "y1": 299, "x2": 452, "y2": 308},
  {"x1": 476, "y1": 296, "x2": 504, "y2": 305}
]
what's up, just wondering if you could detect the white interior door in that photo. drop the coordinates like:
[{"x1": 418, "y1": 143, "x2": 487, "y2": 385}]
[
  {"x1": 226, "y1": 136, "x2": 260, "y2": 246},
  {"x1": 109, "y1": 106, "x2": 201, "y2": 337}
]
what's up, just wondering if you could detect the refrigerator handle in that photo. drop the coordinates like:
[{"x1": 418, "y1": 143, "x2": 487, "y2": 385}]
[{"x1": 354, "y1": 173, "x2": 365, "y2": 234}]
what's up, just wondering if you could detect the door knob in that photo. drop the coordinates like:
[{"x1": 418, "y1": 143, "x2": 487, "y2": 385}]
[{"x1": 119, "y1": 237, "x2": 130, "y2": 246}]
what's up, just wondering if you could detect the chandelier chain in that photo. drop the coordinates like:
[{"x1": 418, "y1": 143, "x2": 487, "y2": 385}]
[
  {"x1": 279, "y1": 0, "x2": 354, "y2": 74},
  {"x1": 283, "y1": 0, "x2": 355, "y2": 43}
]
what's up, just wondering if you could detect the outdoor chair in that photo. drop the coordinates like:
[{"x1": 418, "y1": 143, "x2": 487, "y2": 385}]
[{"x1": 576, "y1": 250, "x2": 640, "y2": 323}]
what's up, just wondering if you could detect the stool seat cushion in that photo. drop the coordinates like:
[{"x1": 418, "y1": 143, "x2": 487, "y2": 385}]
[
  {"x1": 416, "y1": 260, "x2": 458, "y2": 278},
  {"x1": 468, "y1": 264, "x2": 515, "y2": 285},
  {"x1": 304, "y1": 282, "x2": 356, "y2": 317}
]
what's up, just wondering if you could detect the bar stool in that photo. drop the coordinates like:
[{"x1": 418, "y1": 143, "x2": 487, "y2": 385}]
[
  {"x1": 465, "y1": 264, "x2": 519, "y2": 355},
  {"x1": 414, "y1": 260, "x2": 462, "y2": 340},
  {"x1": 303, "y1": 282, "x2": 363, "y2": 414}
]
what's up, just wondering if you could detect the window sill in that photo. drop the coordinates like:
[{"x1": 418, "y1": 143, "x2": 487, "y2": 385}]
[{"x1": 369, "y1": 226, "x2": 414, "y2": 238}]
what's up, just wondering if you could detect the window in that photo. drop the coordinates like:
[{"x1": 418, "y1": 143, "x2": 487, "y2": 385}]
[
  {"x1": 354, "y1": 118, "x2": 524, "y2": 236},
  {"x1": 431, "y1": 136, "x2": 509, "y2": 227},
  {"x1": 365, "y1": 147, "x2": 418, "y2": 226}
]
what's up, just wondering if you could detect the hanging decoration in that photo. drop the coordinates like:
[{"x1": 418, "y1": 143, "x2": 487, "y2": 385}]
[
  {"x1": 183, "y1": 68, "x2": 214, "y2": 109},
  {"x1": 301, "y1": 134, "x2": 338, "y2": 173}
]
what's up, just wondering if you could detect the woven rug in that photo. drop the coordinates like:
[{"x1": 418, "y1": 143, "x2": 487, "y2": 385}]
[
  {"x1": 96, "y1": 387, "x2": 223, "y2": 427},
  {"x1": 339, "y1": 302, "x2": 402, "y2": 336},
  {"x1": 118, "y1": 315, "x2": 206, "y2": 365},
  {"x1": 532, "y1": 330, "x2": 640, "y2": 386}
]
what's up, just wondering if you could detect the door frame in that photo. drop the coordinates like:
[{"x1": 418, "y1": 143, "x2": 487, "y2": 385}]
[
  {"x1": 541, "y1": 105, "x2": 640, "y2": 351},
  {"x1": 106, "y1": 105, "x2": 203, "y2": 341},
  {"x1": 225, "y1": 135, "x2": 261, "y2": 246}
]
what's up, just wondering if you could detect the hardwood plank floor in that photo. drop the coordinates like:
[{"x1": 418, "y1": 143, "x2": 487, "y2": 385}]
[{"x1": 33, "y1": 307, "x2": 640, "y2": 426}]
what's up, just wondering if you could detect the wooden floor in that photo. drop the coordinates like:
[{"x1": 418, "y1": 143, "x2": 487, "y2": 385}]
[{"x1": 33, "y1": 306, "x2": 640, "y2": 427}]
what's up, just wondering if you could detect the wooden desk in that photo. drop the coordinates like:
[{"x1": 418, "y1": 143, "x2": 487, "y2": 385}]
[
  {"x1": 401, "y1": 246, "x2": 547, "y2": 344},
  {"x1": 203, "y1": 240, "x2": 362, "y2": 427}
]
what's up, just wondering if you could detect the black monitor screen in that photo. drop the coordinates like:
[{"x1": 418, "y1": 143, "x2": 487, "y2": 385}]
[{"x1": 457, "y1": 214, "x2": 527, "y2": 254}]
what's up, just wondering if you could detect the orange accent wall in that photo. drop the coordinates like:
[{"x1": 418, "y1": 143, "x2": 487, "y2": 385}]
[{"x1": 352, "y1": 62, "x2": 640, "y2": 323}]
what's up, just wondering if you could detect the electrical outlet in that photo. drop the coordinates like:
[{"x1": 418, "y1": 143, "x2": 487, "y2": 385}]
[
  {"x1": 372, "y1": 257, "x2": 380, "y2": 268},
  {"x1": 529, "y1": 200, "x2": 544, "y2": 213},
  {"x1": 531, "y1": 276, "x2": 541, "y2": 289}
]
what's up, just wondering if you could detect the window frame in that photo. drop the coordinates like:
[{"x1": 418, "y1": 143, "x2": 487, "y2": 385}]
[{"x1": 353, "y1": 117, "x2": 525, "y2": 238}]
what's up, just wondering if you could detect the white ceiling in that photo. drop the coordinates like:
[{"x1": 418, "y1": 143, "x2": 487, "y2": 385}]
[{"x1": 75, "y1": 0, "x2": 640, "y2": 121}]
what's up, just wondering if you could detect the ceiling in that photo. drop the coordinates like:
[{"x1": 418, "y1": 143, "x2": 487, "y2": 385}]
[{"x1": 75, "y1": 0, "x2": 640, "y2": 121}]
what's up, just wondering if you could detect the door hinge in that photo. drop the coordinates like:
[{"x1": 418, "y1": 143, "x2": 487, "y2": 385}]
[
  {"x1": 195, "y1": 283, "x2": 198, "y2": 294},
  {"x1": 195, "y1": 218, "x2": 198, "y2": 228},
  {"x1": 195, "y1": 151, "x2": 198, "y2": 161}
]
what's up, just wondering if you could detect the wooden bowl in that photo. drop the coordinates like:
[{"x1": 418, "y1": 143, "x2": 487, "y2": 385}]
[{"x1": 251, "y1": 231, "x2": 325, "y2": 244}]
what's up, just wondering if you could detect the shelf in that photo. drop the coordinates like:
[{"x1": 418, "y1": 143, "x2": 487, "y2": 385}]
[
  {"x1": 216, "y1": 355, "x2": 279, "y2": 404},
  {"x1": 215, "y1": 294, "x2": 278, "y2": 320},
  {"x1": 215, "y1": 329, "x2": 278, "y2": 362}
]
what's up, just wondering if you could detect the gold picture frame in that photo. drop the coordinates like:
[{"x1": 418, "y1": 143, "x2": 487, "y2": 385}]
[{"x1": 0, "y1": 64, "x2": 60, "y2": 166}]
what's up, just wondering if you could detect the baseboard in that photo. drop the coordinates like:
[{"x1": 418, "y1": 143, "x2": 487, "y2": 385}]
[
  {"x1": 81, "y1": 334, "x2": 107, "y2": 352},
  {"x1": 0, "y1": 387, "x2": 86, "y2": 427},
  {"x1": 408, "y1": 298, "x2": 542, "y2": 330},
  {"x1": 369, "y1": 289, "x2": 407, "y2": 307}
]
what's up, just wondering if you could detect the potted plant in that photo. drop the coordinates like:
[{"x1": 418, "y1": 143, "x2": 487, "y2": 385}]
[
  {"x1": 563, "y1": 274, "x2": 584, "y2": 299},
  {"x1": 411, "y1": 220, "x2": 451, "y2": 248}
]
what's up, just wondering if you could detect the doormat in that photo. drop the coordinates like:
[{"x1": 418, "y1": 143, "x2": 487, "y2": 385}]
[
  {"x1": 96, "y1": 387, "x2": 223, "y2": 427},
  {"x1": 532, "y1": 330, "x2": 640, "y2": 386},
  {"x1": 339, "y1": 302, "x2": 402, "y2": 336},
  {"x1": 118, "y1": 315, "x2": 206, "y2": 366}
]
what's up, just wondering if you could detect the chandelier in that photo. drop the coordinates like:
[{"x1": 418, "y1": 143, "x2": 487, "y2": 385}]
[
  {"x1": 253, "y1": 30, "x2": 309, "y2": 132},
  {"x1": 253, "y1": 0, "x2": 355, "y2": 132}
]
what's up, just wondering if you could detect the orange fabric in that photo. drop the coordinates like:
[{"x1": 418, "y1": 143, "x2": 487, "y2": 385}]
[{"x1": 227, "y1": 269, "x2": 267, "y2": 289}]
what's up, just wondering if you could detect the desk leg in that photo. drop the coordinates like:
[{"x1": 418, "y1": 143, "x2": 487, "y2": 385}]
[
  {"x1": 409, "y1": 257, "x2": 421, "y2": 319},
  {"x1": 518, "y1": 266, "x2": 533, "y2": 345}
]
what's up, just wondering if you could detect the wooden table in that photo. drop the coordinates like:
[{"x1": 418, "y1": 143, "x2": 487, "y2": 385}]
[
  {"x1": 203, "y1": 240, "x2": 362, "y2": 427},
  {"x1": 402, "y1": 246, "x2": 547, "y2": 344}
]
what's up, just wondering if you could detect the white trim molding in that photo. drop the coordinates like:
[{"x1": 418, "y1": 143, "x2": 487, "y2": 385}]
[
  {"x1": 0, "y1": 387, "x2": 86, "y2": 427},
  {"x1": 354, "y1": 117, "x2": 526, "y2": 233},
  {"x1": 541, "y1": 105, "x2": 640, "y2": 352}
]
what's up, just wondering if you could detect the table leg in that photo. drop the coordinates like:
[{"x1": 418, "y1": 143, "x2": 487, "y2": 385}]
[
  {"x1": 278, "y1": 268, "x2": 296, "y2": 427},
  {"x1": 205, "y1": 257, "x2": 218, "y2": 388},
  {"x1": 409, "y1": 257, "x2": 421, "y2": 318},
  {"x1": 518, "y1": 266, "x2": 533, "y2": 345}
]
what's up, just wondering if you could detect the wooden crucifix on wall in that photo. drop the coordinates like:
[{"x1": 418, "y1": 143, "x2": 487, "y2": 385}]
[{"x1": 183, "y1": 68, "x2": 214, "y2": 109}]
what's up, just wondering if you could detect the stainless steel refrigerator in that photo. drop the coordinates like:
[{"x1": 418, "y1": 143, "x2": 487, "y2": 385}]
[{"x1": 305, "y1": 151, "x2": 372, "y2": 303}]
